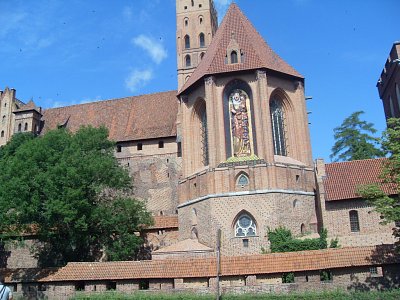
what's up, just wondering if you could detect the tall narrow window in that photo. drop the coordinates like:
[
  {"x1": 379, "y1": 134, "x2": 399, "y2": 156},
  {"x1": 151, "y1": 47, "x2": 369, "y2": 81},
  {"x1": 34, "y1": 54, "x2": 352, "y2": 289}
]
[
  {"x1": 270, "y1": 98, "x2": 287, "y2": 156},
  {"x1": 0, "y1": 131, "x2": 4, "y2": 137},
  {"x1": 389, "y1": 96, "x2": 395, "y2": 117},
  {"x1": 349, "y1": 210, "x2": 360, "y2": 232},
  {"x1": 199, "y1": 33, "x2": 205, "y2": 47},
  {"x1": 200, "y1": 52, "x2": 205, "y2": 60},
  {"x1": 235, "y1": 213, "x2": 256, "y2": 237},
  {"x1": 231, "y1": 51, "x2": 238, "y2": 63},
  {"x1": 185, "y1": 55, "x2": 191, "y2": 67},
  {"x1": 24, "y1": 123, "x2": 28, "y2": 131},
  {"x1": 184, "y1": 35, "x2": 190, "y2": 49},
  {"x1": 200, "y1": 109, "x2": 209, "y2": 166},
  {"x1": 18, "y1": 123, "x2": 22, "y2": 132}
]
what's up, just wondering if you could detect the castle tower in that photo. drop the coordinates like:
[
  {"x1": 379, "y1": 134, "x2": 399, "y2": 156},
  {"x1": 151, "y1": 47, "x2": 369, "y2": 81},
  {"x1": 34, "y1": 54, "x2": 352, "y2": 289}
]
[
  {"x1": 13, "y1": 100, "x2": 42, "y2": 136},
  {"x1": 176, "y1": 0, "x2": 218, "y2": 90},
  {"x1": 0, "y1": 88, "x2": 25, "y2": 146}
]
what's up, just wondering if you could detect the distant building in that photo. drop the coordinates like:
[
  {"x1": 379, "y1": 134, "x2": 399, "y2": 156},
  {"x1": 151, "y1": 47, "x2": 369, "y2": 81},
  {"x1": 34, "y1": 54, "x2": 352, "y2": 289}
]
[{"x1": 377, "y1": 42, "x2": 400, "y2": 119}]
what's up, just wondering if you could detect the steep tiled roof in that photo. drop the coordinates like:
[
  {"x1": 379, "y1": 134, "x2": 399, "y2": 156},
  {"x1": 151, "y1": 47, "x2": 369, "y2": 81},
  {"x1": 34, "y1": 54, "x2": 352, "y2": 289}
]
[
  {"x1": 38, "y1": 245, "x2": 397, "y2": 282},
  {"x1": 323, "y1": 158, "x2": 397, "y2": 201},
  {"x1": 41, "y1": 91, "x2": 178, "y2": 142},
  {"x1": 152, "y1": 239, "x2": 213, "y2": 254},
  {"x1": 14, "y1": 100, "x2": 41, "y2": 113},
  {"x1": 149, "y1": 216, "x2": 179, "y2": 230},
  {"x1": 179, "y1": 3, "x2": 302, "y2": 95}
]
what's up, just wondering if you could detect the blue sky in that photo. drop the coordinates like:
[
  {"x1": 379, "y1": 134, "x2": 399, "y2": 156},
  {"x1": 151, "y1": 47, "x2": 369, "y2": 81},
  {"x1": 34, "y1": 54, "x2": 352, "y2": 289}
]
[{"x1": 0, "y1": 0, "x2": 397, "y2": 161}]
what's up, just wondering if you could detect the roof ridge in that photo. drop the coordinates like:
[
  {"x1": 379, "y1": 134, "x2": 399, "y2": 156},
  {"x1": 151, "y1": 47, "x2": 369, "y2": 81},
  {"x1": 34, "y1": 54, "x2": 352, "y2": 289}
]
[
  {"x1": 44, "y1": 90, "x2": 177, "y2": 111},
  {"x1": 326, "y1": 157, "x2": 386, "y2": 166}
]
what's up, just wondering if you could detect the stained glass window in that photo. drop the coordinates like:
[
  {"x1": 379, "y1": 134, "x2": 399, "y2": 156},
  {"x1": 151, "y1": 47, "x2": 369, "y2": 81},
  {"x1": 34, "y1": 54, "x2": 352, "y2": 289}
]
[
  {"x1": 237, "y1": 174, "x2": 249, "y2": 187},
  {"x1": 235, "y1": 214, "x2": 256, "y2": 237},
  {"x1": 349, "y1": 210, "x2": 360, "y2": 232},
  {"x1": 270, "y1": 98, "x2": 287, "y2": 156}
]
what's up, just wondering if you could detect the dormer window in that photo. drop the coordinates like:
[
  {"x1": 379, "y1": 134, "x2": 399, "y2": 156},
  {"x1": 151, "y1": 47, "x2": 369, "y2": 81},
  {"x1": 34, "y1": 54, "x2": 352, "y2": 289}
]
[{"x1": 231, "y1": 50, "x2": 238, "y2": 64}]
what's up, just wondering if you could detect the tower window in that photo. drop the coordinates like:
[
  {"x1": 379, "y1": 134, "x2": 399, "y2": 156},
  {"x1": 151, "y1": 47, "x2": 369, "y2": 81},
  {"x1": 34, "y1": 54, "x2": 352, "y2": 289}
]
[
  {"x1": 184, "y1": 35, "x2": 190, "y2": 49},
  {"x1": 184, "y1": 6, "x2": 187, "y2": 10},
  {"x1": 191, "y1": 0, "x2": 194, "y2": 6},
  {"x1": 184, "y1": 18, "x2": 188, "y2": 27},
  {"x1": 199, "y1": 16, "x2": 203, "y2": 24},
  {"x1": 270, "y1": 98, "x2": 287, "y2": 156},
  {"x1": 200, "y1": 52, "x2": 205, "y2": 60},
  {"x1": 137, "y1": 143, "x2": 143, "y2": 151},
  {"x1": 177, "y1": 141, "x2": 182, "y2": 157},
  {"x1": 116, "y1": 145, "x2": 122, "y2": 153},
  {"x1": 237, "y1": 174, "x2": 249, "y2": 187},
  {"x1": 349, "y1": 210, "x2": 360, "y2": 232},
  {"x1": 158, "y1": 140, "x2": 164, "y2": 148},
  {"x1": 24, "y1": 123, "x2": 28, "y2": 131},
  {"x1": 2, "y1": 115, "x2": 5, "y2": 122},
  {"x1": 199, "y1": 33, "x2": 205, "y2": 47},
  {"x1": 199, "y1": 4, "x2": 202, "y2": 8},
  {"x1": 235, "y1": 213, "x2": 257, "y2": 237},
  {"x1": 185, "y1": 55, "x2": 191, "y2": 67},
  {"x1": 18, "y1": 123, "x2": 21, "y2": 132},
  {"x1": 231, "y1": 51, "x2": 238, "y2": 64},
  {"x1": 0, "y1": 130, "x2": 4, "y2": 137}
]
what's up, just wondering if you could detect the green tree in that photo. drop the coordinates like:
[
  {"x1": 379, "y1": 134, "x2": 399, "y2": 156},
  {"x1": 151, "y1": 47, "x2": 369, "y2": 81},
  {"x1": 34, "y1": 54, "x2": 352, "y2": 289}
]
[
  {"x1": 0, "y1": 127, "x2": 152, "y2": 266},
  {"x1": 358, "y1": 118, "x2": 400, "y2": 248},
  {"x1": 330, "y1": 111, "x2": 383, "y2": 162}
]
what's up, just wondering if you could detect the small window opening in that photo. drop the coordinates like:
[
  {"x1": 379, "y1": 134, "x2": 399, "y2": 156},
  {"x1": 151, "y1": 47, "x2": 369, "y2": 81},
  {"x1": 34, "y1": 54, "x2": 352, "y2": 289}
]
[
  {"x1": 191, "y1": 0, "x2": 194, "y2": 6},
  {"x1": 116, "y1": 145, "x2": 122, "y2": 153},
  {"x1": 200, "y1": 52, "x2": 205, "y2": 60},
  {"x1": 158, "y1": 140, "x2": 164, "y2": 148},
  {"x1": 24, "y1": 122, "x2": 28, "y2": 131},
  {"x1": 370, "y1": 267, "x2": 378, "y2": 275},
  {"x1": 199, "y1": 33, "x2": 205, "y2": 47},
  {"x1": 231, "y1": 50, "x2": 238, "y2": 64},
  {"x1": 305, "y1": 275, "x2": 309, "y2": 282},
  {"x1": 185, "y1": 55, "x2": 191, "y2": 67},
  {"x1": 75, "y1": 282, "x2": 85, "y2": 291},
  {"x1": 167, "y1": 158, "x2": 169, "y2": 163},
  {"x1": 106, "y1": 281, "x2": 116, "y2": 290},
  {"x1": 184, "y1": 6, "x2": 187, "y2": 9},
  {"x1": 199, "y1": 4, "x2": 202, "y2": 8},
  {"x1": 184, "y1": 19, "x2": 188, "y2": 26},
  {"x1": 242, "y1": 238, "x2": 249, "y2": 247},
  {"x1": 139, "y1": 280, "x2": 149, "y2": 290},
  {"x1": 137, "y1": 143, "x2": 143, "y2": 151},
  {"x1": 177, "y1": 142, "x2": 182, "y2": 157},
  {"x1": 159, "y1": 210, "x2": 164, "y2": 216},
  {"x1": 184, "y1": 35, "x2": 190, "y2": 49},
  {"x1": 4, "y1": 103, "x2": 7, "y2": 107},
  {"x1": 199, "y1": 17, "x2": 203, "y2": 24},
  {"x1": 1, "y1": 131, "x2": 4, "y2": 138},
  {"x1": 296, "y1": 175, "x2": 300, "y2": 182},
  {"x1": 18, "y1": 123, "x2": 21, "y2": 132},
  {"x1": 2, "y1": 115, "x2": 5, "y2": 122},
  {"x1": 300, "y1": 223, "x2": 306, "y2": 235}
]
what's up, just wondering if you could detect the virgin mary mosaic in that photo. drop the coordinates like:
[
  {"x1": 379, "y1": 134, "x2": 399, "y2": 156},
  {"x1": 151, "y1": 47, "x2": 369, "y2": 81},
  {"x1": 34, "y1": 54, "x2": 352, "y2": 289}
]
[{"x1": 229, "y1": 89, "x2": 253, "y2": 157}]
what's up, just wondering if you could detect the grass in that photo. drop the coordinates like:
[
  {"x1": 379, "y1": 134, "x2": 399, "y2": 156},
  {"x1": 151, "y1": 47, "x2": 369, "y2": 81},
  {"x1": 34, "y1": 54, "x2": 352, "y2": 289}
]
[{"x1": 71, "y1": 289, "x2": 400, "y2": 300}]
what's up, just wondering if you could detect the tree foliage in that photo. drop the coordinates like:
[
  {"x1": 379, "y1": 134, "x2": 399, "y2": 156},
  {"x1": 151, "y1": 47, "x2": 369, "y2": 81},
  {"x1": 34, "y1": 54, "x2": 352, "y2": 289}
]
[
  {"x1": 358, "y1": 118, "x2": 400, "y2": 248},
  {"x1": 266, "y1": 227, "x2": 330, "y2": 253},
  {"x1": 330, "y1": 111, "x2": 383, "y2": 162},
  {"x1": 0, "y1": 127, "x2": 152, "y2": 266}
]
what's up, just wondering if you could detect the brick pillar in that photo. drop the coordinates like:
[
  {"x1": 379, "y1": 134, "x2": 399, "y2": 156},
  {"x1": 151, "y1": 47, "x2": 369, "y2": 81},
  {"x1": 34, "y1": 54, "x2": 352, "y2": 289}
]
[{"x1": 255, "y1": 70, "x2": 274, "y2": 163}]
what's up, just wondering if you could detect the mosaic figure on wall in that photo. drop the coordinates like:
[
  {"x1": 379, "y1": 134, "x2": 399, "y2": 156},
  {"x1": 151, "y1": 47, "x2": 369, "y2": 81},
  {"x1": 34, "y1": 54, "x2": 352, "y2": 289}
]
[{"x1": 229, "y1": 89, "x2": 252, "y2": 157}]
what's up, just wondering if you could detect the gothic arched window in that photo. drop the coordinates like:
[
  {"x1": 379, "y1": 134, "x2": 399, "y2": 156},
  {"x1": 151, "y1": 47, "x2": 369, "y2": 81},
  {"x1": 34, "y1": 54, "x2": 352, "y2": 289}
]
[
  {"x1": 185, "y1": 55, "x2": 191, "y2": 67},
  {"x1": 199, "y1": 33, "x2": 205, "y2": 47},
  {"x1": 24, "y1": 123, "x2": 28, "y2": 131},
  {"x1": 235, "y1": 213, "x2": 256, "y2": 237},
  {"x1": 270, "y1": 98, "x2": 287, "y2": 156},
  {"x1": 184, "y1": 35, "x2": 190, "y2": 49},
  {"x1": 200, "y1": 108, "x2": 209, "y2": 166},
  {"x1": 18, "y1": 123, "x2": 22, "y2": 132},
  {"x1": 0, "y1": 130, "x2": 4, "y2": 138},
  {"x1": 231, "y1": 51, "x2": 238, "y2": 64},
  {"x1": 236, "y1": 173, "x2": 249, "y2": 188}
]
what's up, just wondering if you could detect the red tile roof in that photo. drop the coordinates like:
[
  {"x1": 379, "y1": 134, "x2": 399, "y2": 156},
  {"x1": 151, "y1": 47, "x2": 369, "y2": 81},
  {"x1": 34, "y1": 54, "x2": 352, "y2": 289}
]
[
  {"x1": 38, "y1": 245, "x2": 398, "y2": 282},
  {"x1": 179, "y1": 3, "x2": 302, "y2": 95},
  {"x1": 149, "y1": 216, "x2": 179, "y2": 230},
  {"x1": 41, "y1": 91, "x2": 178, "y2": 142},
  {"x1": 323, "y1": 158, "x2": 397, "y2": 201},
  {"x1": 14, "y1": 100, "x2": 41, "y2": 113}
]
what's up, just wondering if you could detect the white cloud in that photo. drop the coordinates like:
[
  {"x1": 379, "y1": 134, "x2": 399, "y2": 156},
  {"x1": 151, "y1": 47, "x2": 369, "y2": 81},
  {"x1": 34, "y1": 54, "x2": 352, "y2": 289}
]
[
  {"x1": 132, "y1": 35, "x2": 167, "y2": 64},
  {"x1": 125, "y1": 69, "x2": 153, "y2": 92}
]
